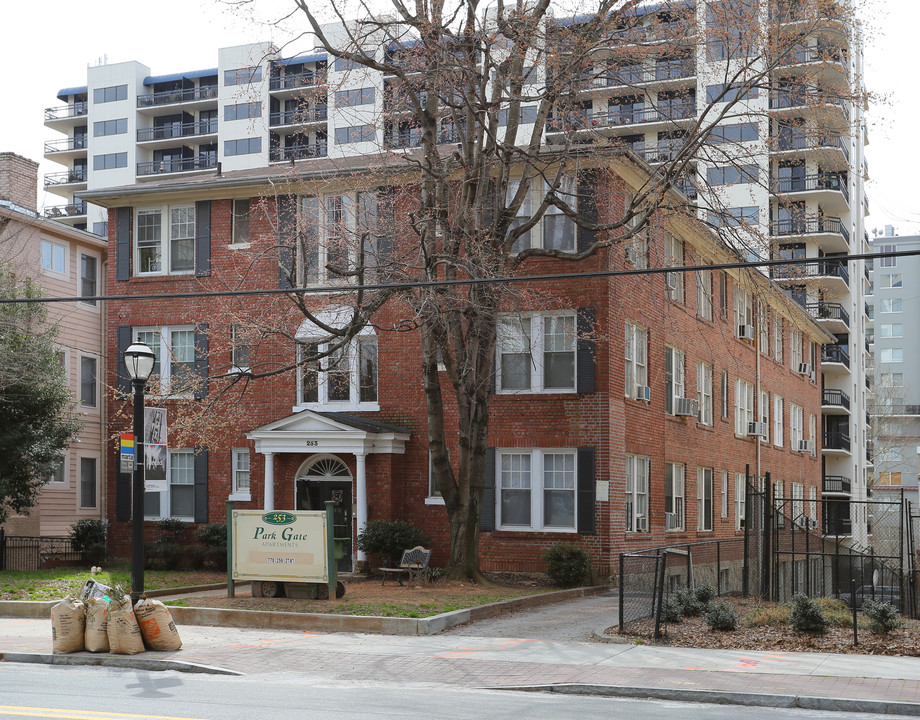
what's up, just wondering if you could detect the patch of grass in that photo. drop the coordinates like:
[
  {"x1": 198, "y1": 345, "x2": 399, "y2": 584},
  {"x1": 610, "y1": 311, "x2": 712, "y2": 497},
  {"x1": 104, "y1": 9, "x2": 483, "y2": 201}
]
[
  {"x1": 744, "y1": 597, "x2": 855, "y2": 629},
  {"x1": 0, "y1": 567, "x2": 226, "y2": 601},
  {"x1": 163, "y1": 600, "x2": 189, "y2": 607}
]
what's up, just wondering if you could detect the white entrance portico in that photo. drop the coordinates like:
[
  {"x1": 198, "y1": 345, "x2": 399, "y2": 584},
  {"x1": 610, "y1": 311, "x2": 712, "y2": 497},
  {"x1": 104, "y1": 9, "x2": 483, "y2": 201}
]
[{"x1": 246, "y1": 410, "x2": 411, "y2": 563}]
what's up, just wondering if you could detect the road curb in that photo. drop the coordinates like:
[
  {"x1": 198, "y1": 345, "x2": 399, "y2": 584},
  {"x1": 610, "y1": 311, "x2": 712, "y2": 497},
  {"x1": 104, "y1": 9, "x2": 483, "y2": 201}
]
[
  {"x1": 496, "y1": 683, "x2": 920, "y2": 716},
  {"x1": 590, "y1": 625, "x2": 631, "y2": 643},
  {"x1": 165, "y1": 584, "x2": 609, "y2": 635},
  {"x1": 0, "y1": 651, "x2": 242, "y2": 676}
]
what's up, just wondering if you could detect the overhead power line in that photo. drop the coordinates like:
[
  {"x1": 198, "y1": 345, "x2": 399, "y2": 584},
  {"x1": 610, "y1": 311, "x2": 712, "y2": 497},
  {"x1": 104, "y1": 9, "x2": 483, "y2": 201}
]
[{"x1": 1, "y1": 247, "x2": 914, "y2": 305}]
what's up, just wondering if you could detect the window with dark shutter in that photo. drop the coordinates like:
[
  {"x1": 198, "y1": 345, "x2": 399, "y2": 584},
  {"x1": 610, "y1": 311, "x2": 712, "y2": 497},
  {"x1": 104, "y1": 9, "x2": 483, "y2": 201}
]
[
  {"x1": 576, "y1": 307, "x2": 595, "y2": 394},
  {"x1": 577, "y1": 447, "x2": 596, "y2": 534},
  {"x1": 480, "y1": 447, "x2": 496, "y2": 531}
]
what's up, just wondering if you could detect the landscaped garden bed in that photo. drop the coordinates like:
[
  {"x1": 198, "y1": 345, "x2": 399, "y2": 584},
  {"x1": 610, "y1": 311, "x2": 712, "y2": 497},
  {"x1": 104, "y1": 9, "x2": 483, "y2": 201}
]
[{"x1": 608, "y1": 594, "x2": 920, "y2": 656}]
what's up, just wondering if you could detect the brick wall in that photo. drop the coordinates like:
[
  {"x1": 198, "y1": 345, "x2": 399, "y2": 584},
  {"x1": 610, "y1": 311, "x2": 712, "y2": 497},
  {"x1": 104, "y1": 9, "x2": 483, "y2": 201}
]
[{"x1": 0, "y1": 152, "x2": 39, "y2": 212}]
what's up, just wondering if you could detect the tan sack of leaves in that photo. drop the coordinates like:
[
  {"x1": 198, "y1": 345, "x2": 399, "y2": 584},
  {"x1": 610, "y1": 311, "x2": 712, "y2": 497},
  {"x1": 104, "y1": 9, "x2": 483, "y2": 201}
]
[
  {"x1": 134, "y1": 597, "x2": 182, "y2": 651},
  {"x1": 84, "y1": 598, "x2": 110, "y2": 652},
  {"x1": 51, "y1": 596, "x2": 86, "y2": 654},
  {"x1": 106, "y1": 597, "x2": 145, "y2": 655}
]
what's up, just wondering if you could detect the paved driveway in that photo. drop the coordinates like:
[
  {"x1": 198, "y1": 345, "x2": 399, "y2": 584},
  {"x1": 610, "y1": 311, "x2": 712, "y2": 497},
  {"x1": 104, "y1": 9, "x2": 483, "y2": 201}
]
[{"x1": 445, "y1": 588, "x2": 619, "y2": 641}]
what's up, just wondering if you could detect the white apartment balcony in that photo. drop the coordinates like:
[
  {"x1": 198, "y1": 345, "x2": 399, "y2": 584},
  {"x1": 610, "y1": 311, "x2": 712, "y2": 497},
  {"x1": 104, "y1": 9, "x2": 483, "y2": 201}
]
[
  {"x1": 822, "y1": 475, "x2": 851, "y2": 496},
  {"x1": 770, "y1": 215, "x2": 850, "y2": 253},
  {"x1": 822, "y1": 388, "x2": 851, "y2": 415},
  {"x1": 136, "y1": 86, "x2": 218, "y2": 114},
  {"x1": 269, "y1": 142, "x2": 328, "y2": 163},
  {"x1": 44, "y1": 102, "x2": 88, "y2": 129},
  {"x1": 42, "y1": 200, "x2": 86, "y2": 222},
  {"x1": 43, "y1": 136, "x2": 88, "y2": 164},
  {"x1": 775, "y1": 45, "x2": 849, "y2": 87},
  {"x1": 768, "y1": 89, "x2": 851, "y2": 125},
  {"x1": 269, "y1": 69, "x2": 327, "y2": 100},
  {"x1": 136, "y1": 155, "x2": 218, "y2": 178},
  {"x1": 771, "y1": 172, "x2": 849, "y2": 214},
  {"x1": 805, "y1": 300, "x2": 849, "y2": 333},
  {"x1": 822, "y1": 429, "x2": 851, "y2": 455},
  {"x1": 546, "y1": 100, "x2": 695, "y2": 136},
  {"x1": 821, "y1": 343, "x2": 850, "y2": 374},
  {"x1": 771, "y1": 130, "x2": 849, "y2": 171},
  {"x1": 770, "y1": 258, "x2": 849, "y2": 294},
  {"x1": 44, "y1": 168, "x2": 87, "y2": 194},
  {"x1": 269, "y1": 107, "x2": 328, "y2": 132},
  {"x1": 592, "y1": 59, "x2": 696, "y2": 92},
  {"x1": 136, "y1": 121, "x2": 219, "y2": 149}
]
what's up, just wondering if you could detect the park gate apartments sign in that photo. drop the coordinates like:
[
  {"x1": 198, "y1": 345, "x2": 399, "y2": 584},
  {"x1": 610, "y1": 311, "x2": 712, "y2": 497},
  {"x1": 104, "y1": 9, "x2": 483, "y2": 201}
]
[{"x1": 231, "y1": 510, "x2": 330, "y2": 583}]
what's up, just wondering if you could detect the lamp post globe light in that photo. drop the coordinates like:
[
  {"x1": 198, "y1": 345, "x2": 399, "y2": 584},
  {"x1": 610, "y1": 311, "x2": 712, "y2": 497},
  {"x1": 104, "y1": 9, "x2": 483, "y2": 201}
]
[{"x1": 124, "y1": 341, "x2": 155, "y2": 602}]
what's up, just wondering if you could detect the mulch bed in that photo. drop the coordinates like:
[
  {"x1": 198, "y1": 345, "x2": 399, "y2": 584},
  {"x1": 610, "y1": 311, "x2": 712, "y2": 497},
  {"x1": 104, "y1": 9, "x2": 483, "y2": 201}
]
[{"x1": 607, "y1": 603, "x2": 920, "y2": 656}]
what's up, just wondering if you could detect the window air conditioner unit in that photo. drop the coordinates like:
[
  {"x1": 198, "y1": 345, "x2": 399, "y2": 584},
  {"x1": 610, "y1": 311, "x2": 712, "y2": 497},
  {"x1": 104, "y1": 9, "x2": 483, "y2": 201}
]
[
  {"x1": 674, "y1": 397, "x2": 700, "y2": 417},
  {"x1": 635, "y1": 385, "x2": 651, "y2": 402},
  {"x1": 738, "y1": 324, "x2": 755, "y2": 342},
  {"x1": 635, "y1": 516, "x2": 648, "y2": 532},
  {"x1": 747, "y1": 421, "x2": 765, "y2": 436},
  {"x1": 797, "y1": 362, "x2": 813, "y2": 376},
  {"x1": 797, "y1": 439, "x2": 813, "y2": 453},
  {"x1": 665, "y1": 512, "x2": 683, "y2": 531}
]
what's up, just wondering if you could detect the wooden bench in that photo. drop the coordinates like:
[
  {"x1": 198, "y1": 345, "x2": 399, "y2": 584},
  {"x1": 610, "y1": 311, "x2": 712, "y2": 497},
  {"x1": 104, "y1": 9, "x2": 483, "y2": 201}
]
[{"x1": 379, "y1": 546, "x2": 432, "y2": 586}]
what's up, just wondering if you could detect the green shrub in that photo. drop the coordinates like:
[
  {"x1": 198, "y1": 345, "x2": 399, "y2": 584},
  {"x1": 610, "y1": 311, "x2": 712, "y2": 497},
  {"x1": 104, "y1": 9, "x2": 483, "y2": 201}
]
[
  {"x1": 694, "y1": 583, "x2": 717, "y2": 606},
  {"x1": 790, "y1": 594, "x2": 828, "y2": 634},
  {"x1": 155, "y1": 518, "x2": 186, "y2": 545},
  {"x1": 69, "y1": 518, "x2": 108, "y2": 560},
  {"x1": 196, "y1": 523, "x2": 227, "y2": 549},
  {"x1": 543, "y1": 544, "x2": 591, "y2": 587},
  {"x1": 862, "y1": 600, "x2": 902, "y2": 634},
  {"x1": 705, "y1": 601, "x2": 738, "y2": 631},
  {"x1": 356, "y1": 520, "x2": 430, "y2": 563},
  {"x1": 676, "y1": 586, "x2": 711, "y2": 616},
  {"x1": 661, "y1": 594, "x2": 684, "y2": 623}
]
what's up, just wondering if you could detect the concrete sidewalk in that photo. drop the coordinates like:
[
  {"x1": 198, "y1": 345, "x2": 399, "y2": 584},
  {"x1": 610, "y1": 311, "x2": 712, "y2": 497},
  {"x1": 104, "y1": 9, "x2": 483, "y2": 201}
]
[{"x1": 3, "y1": 616, "x2": 920, "y2": 714}]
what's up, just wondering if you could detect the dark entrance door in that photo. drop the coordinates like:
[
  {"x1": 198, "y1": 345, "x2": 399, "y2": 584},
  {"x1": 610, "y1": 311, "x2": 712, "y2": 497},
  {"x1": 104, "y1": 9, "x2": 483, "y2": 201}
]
[{"x1": 295, "y1": 479, "x2": 353, "y2": 572}]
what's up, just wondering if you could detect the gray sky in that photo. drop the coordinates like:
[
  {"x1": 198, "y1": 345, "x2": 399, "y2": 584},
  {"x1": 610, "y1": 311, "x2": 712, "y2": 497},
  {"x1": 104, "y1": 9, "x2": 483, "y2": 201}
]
[{"x1": 2, "y1": 0, "x2": 915, "y2": 234}]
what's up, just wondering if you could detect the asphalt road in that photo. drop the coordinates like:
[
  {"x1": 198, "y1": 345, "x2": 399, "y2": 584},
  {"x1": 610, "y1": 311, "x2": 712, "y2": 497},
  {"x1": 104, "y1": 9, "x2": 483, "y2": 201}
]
[{"x1": 0, "y1": 663, "x2": 888, "y2": 720}]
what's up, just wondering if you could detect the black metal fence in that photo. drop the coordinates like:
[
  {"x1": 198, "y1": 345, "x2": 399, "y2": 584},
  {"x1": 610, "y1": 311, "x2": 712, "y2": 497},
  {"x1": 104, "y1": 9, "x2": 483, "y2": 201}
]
[
  {"x1": 0, "y1": 530, "x2": 78, "y2": 570},
  {"x1": 619, "y1": 470, "x2": 920, "y2": 636}
]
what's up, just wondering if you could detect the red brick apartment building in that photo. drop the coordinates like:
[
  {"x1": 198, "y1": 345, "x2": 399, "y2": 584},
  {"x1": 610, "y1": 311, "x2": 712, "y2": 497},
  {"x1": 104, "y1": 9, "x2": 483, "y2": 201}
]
[{"x1": 85, "y1": 155, "x2": 828, "y2": 576}]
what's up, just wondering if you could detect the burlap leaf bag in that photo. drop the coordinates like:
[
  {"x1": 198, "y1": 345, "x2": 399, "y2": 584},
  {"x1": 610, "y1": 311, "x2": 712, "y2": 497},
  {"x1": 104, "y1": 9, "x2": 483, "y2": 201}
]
[
  {"x1": 51, "y1": 596, "x2": 86, "y2": 654},
  {"x1": 134, "y1": 597, "x2": 182, "y2": 651},
  {"x1": 106, "y1": 597, "x2": 145, "y2": 655},
  {"x1": 84, "y1": 597, "x2": 110, "y2": 652}
]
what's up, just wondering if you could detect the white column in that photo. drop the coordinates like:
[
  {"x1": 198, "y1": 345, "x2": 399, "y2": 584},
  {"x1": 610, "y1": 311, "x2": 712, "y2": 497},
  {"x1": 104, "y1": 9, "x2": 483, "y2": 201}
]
[
  {"x1": 263, "y1": 452, "x2": 275, "y2": 511},
  {"x1": 355, "y1": 451, "x2": 367, "y2": 562}
]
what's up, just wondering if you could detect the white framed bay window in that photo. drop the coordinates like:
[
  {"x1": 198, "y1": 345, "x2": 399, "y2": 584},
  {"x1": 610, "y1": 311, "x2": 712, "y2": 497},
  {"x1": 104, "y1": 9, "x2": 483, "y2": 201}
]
[
  {"x1": 135, "y1": 205, "x2": 195, "y2": 275},
  {"x1": 496, "y1": 449, "x2": 577, "y2": 531}
]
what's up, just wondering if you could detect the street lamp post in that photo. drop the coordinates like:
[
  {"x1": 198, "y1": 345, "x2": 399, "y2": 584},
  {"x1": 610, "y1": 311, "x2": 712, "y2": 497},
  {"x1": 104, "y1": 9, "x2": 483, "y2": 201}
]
[{"x1": 124, "y1": 342, "x2": 156, "y2": 602}]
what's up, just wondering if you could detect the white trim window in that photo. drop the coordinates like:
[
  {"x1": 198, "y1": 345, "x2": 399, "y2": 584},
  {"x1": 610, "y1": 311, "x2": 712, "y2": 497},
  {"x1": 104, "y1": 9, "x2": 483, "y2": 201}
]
[
  {"x1": 542, "y1": 176, "x2": 577, "y2": 252},
  {"x1": 231, "y1": 324, "x2": 252, "y2": 372},
  {"x1": 664, "y1": 232, "x2": 684, "y2": 302},
  {"x1": 497, "y1": 313, "x2": 576, "y2": 393},
  {"x1": 790, "y1": 403, "x2": 804, "y2": 449},
  {"x1": 231, "y1": 199, "x2": 250, "y2": 246},
  {"x1": 734, "y1": 378, "x2": 754, "y2": 435},
  {"x1": 79, "y1": 456, "x2": 98, "y2": 509},
  {"x1": 759, "y1": 390, "x2": 770, "y2": 443},
  {"x1": 697, "y1": 467, "x2": 713, "y2": 531},
  {"x1": 774, "y1": 479, "x2": 785, "y2": 528},
  {"x1": 697, "y1": 361, "x2": 713, "y2": 425},
  {"x1": 790, "y1": 330, "x2": 803, "y2": 371},
  {"x1": 297, "y1": 332, "x2": 378, "y2": 410},
  {"x1": 808, "y1": 486, "x2": 817, "y2": 522},
  {"x1": 48, "y1": 458, "x2": 66, "y2": 485},
  {"x1": 79, "y1": 253, "x2": 98, "y2": 306},
  {"x1": 665, "y1": 346, "x2": 685, "y2": 415},
  {"x1": 696, "y1": 268, "x2": 713, "y2": 320},
  {"x1": 625, "y1": 321, "x2": 648, "y2": 400},
  {"x1": 144, "y1": 449, "x2": 195, "y2": 520},
  {"x1": 40, "y1": 239, "x2": 68, "y2": 276},
  {"x1": 497, "y1": 449, "x2": 577, "y2": 531},
  {"x1": 735, "y1": 472, "x2": 746, "y2": 531},
  {"x1": 231, "y1": 448, "x2": 251, "y2": 500},
  {"x1": 508, "y1": 180, "x2": 534, "y2": 254},
  {"x1": 808, "y1": 413, "x2": 817, "y2": 456},
  {"x1": 135, "y1": 326, "x2": 197, "y2": 396},
  {"x1": 720, "y1": 370, "x2": 729, "y2": 419},
  {"x1": 135, "y1": 205, "x2": 195, "y2": 275},
  {"x1": 721, "y1": 470, "x2": 728, "y2": 518},
  {"x1": 427, "y1": 451, "x2": 444, "y2": 504},
  {"x1": 773, "y1": 395, "x2": 784, "y2": 447},
  {"x1": 773, "y1": 316, "x2": 783, "y2": 362},
  {"x1": 792, "y1": 482, "x2": 804, "y2": 523},
  {"x1": 625, "y1": 453, "x2": 650, "y2": 532},
  {"x1": 758, "y1": 303, "x2": 769, "y2": 353},
  {"x1": 734, "y1": 287, "x2": 754, "y2": 339},
  {"x1": 665, "y1": 462, "x2": 685, "y2": 531}
]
